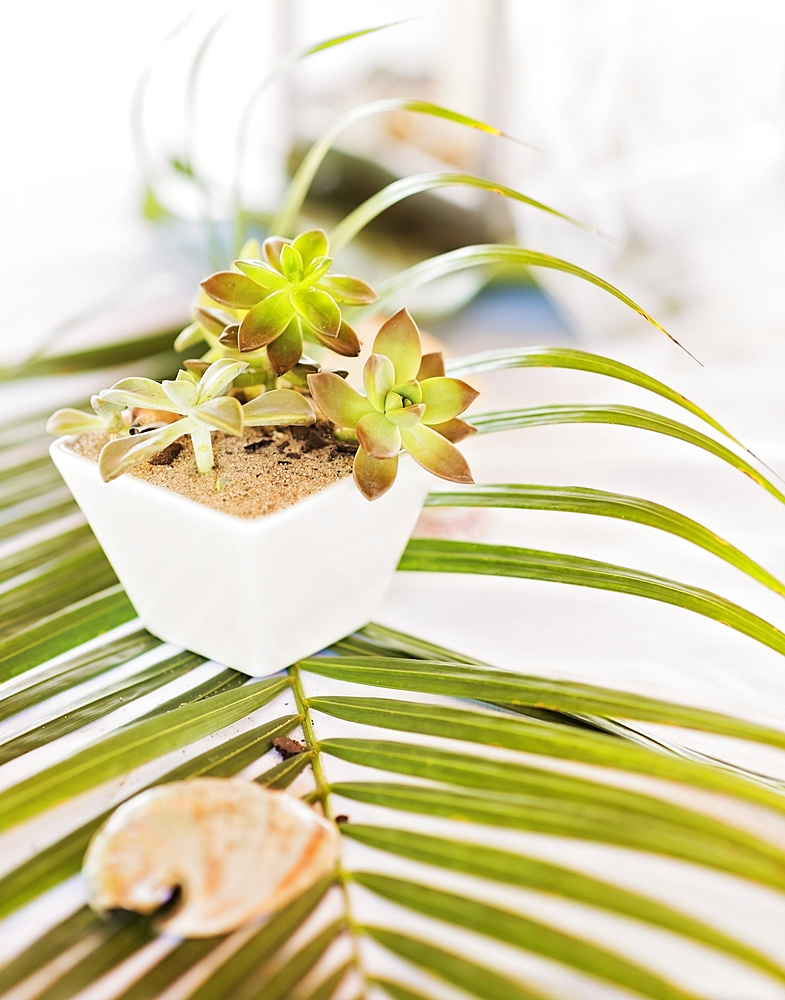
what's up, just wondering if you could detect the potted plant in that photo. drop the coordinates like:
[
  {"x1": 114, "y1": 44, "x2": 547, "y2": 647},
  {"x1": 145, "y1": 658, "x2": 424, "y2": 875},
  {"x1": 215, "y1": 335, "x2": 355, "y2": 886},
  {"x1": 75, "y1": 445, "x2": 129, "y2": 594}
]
[
  {"x1": 4, "y1": 20, "x2": 785, "y2": 1000},
  {"x1": 48, "y1": 231, "x2": 480, "y2": 676}
]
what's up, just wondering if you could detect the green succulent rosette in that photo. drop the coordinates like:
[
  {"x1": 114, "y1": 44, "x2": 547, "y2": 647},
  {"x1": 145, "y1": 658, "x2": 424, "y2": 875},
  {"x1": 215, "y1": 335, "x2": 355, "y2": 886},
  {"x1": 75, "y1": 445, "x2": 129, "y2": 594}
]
[
  {"x1": 189, "y1": 229, "x2": 377, "y2": 378},
  {"x1": 307, "y1": 309, "x2": 479, "y2": 500}
]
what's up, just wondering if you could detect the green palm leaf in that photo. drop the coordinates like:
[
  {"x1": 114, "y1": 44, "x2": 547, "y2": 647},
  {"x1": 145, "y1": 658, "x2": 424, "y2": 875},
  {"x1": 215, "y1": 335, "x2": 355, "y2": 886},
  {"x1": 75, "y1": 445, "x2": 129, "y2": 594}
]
[
  {"x1": 426, "y1": 483, "x2": 785, "y2": 596},
  {"x1": 470, "y1": 404, "x2": 785, "y2": 505}
]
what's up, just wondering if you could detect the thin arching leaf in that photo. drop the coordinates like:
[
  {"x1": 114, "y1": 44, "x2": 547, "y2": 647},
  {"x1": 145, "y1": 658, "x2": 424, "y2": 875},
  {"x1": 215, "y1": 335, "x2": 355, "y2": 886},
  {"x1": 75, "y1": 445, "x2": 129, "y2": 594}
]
[
  {"x1": 274, "y1": 101, "x2": 513, "y2": 236},
  {"x1": 425, "y1": 484, "x2": 785, "y2": 597},
  {"x1": 469, "y1": 404, "x2": 785, "y2": 506},
  {"x1": 446, "y1": 346, "x2": 739, "y2": 443},
  {"x1": 329, "y1": 171, "x2": 594, "y2": 252},
  {"x1": 346, "y1": 826, "x2": 785, "y2": 985},
  {"x1": 399, "y1": 538, "x2": 785, "y2": 661},
  {"x1": 365, "y1": 245, "x2": 697, "y2": 359}
]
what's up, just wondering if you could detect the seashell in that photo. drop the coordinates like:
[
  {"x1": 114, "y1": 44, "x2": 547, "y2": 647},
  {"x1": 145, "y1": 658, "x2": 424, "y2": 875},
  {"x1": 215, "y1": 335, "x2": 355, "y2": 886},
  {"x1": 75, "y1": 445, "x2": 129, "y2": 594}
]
[{"x1": 83, "y1": 778, "x2": 341, "y2": 938}]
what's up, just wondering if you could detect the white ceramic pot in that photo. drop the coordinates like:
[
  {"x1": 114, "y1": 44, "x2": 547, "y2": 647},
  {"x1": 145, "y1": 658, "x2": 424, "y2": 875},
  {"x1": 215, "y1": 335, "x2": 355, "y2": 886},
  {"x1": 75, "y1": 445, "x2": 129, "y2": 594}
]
[{"x1": 50, "y1": 439, "x2": 432, "y2": 677}]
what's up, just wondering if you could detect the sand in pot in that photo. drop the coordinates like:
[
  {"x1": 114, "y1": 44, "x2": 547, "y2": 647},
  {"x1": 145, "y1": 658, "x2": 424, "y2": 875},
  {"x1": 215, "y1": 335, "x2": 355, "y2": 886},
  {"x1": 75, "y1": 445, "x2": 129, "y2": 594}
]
[{"x1": 69, "y1": 422, "x2": 356, "y2": 519}]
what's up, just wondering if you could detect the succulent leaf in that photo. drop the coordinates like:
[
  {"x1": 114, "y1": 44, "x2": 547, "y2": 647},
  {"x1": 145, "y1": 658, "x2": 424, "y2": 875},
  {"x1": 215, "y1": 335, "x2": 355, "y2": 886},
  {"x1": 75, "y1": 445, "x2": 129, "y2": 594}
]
[
  {"x1": 400, "y1": 422, "x2": 474, "y2": 483},
  {"x1": 317, "y1": 274, "x2": 379, "y2": 305},
  {"x1": 391, "y1": 380, "x2": 423, "y2": 405},
  {"x1": 162, "y1": 378, "x2": 198, "y2": 412},
  {"x1": 193, "y1": 397, "x2": 244, "y2": 437},
  {"x1": 263, "y1": 236, "x2": 289, "y2": 270},
  {"x1": 234, "y1": 260, "x2": 290, "y2": 293},
  {"x1": 356, "y1": 411, "x2": 402, "y2": 460},
  {"x1": 427, "y1": 416, "x2": 477, "y2": 443},
  {"x1": 237, "y1": 237, "x2": 262, "y2": 259},
  {"x1": 417, "y1": 351, "x2": 446, "y2": 380},
  {"x1": 238, "y1": 291, "x2": 296, "y2": 352},
  {"x1": 243, "y1": 389, "x2": 316, "y2": 426},
  {"x1": 373, "y1": 308, "x2": 422, "y2": 383},
  {"x1": 385, "y1": 402, "x2": 426, "y2": 428},
  {"x1": 292, "y1": 289, "x2": 341, "y2": 339},
  {"x1": 219, "y1": 324, "x2": 240, "y2": 349},
  {"x1": 46, "y1": 408, "x2": 106, "y2": 436},
  {"x1": 174, "y1": 322, "x2": 206, "y2": 353},
  {"x1": 101, "y1": 377, "x2": 176, "y2": 413},
  {"x1": 420, "y1": 377, "x2": 480, "y2": 425},
  {"x1": 292, "y1": 229, "x2": 329, "y2": 268},
  {"x1": 353, "y1": 447, "x2": 399, "y2": 501},
  {"x1": 194, "y1": 307, "x2": 237, "y2": 339},
  {"x1": 266, "y1": 318, "x2": 304, "y2": 377},
  {"x1": 364, "y1": 354, "x2": 396, "y2": 411},
  {"x1": 196, "y1": 359, "x2": 249, "y2": 403},
  {"x1": 280, "y1": 243, "x2": 304, "y2": 281},
  {"x1": 307, "y1": 372, "x2": 373, "y2": 428},
  {"x1": 200, "y1": 272, "x2": 267, "y2": 310},
  {"x1": 311, "y1": 320, "x2": 362, "y2": 357},
  {"x1": 98, "y1": 419, "x2": 191, "y2": 482}
]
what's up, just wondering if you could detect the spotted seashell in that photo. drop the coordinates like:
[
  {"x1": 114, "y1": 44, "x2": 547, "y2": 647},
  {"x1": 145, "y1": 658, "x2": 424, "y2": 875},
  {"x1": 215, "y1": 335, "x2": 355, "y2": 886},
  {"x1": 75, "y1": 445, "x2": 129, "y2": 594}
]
[{"x1": 83, "y1": 778, "x2": 340, "y2": 938}]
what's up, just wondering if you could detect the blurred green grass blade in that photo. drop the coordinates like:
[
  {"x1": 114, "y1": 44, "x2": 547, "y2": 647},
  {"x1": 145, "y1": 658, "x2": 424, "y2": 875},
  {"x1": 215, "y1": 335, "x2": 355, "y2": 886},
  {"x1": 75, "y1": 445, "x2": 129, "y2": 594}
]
[
  {"x1": 312, "y1": 698, "x2": 785, "y2": 815},
  {"x1": 337, "y1": 783, "x2": 785, "y2": 891},
  {"x1": 0, "y1": 544, "x2": 116, "y2": 641},
  {"x1": 324, "y1": 740, "x2": 785, "y2": 874},
  {"x1": 425, "y1": 484, "x2": 785, "y2": 598},
  {"x1": 35, "y1": 917, "x2": 156, "y2": 1000},
  {"x1": 470, "y1": 404, "x2": 785, "y2": 506},
  {"x1": 183, "y1": 877, "x2": 335, "y2": 1000},
  {"x1": 0, "y1": 495, "x2": 79, "y2": 543},
  {"x1": 0, "y1": 584, "x2": 136, "y2": 684},
  {"x1": 0, "y1": 409, "x2": 55, "y2": 450},
  {"x1": 399, "y1": 538, "x2": 785, "y2": 661},
  {"x1": 347, "y1": 826, "x2": 785, "y2": 984},
  {"x1": 301, "y1": 654, "x2": 785, "y2": 749},
  {"x1": 330, "y1": 172, "x2": 592, "y2": 252},
  {"x1": 0, "y1": 676, "x2": 288, "y2": 834},
  {"x1": 0, "y1": 650, "x2": 206, "y2": 764},
  {"x1": 355, "y1": 623, "x2": 481, "y2": 664},
  {"x1": 447, "y1": 346, "x2": 739, "y2": 443},
  {"x1": 0, "y1": 716, "x2": 300, "y2": 919},
  {"x1": 274, "y1": 101, "x2": 509, "y2": 236},
  {"x1": 0, "y1": 629, "x2": 159, "y2": 722},
  {"x1": 0, "y1": 458, "x2": 63, "y2": 511},
  {"x1": 372, "y1": 979, "x2": 441, "y2": 1000},
  {"x1": 302, "y1": 961, "x2": 353, "y2": 1000},
  {"x1": 359, "y1": 877, "x2": 698, "y2": 1000},
  {"x1": 0, "y1": 907, "x2": 121, "y2": 993},
  {"x1": 0, "y1": 327, "x2": 184, "y2": 381},
  {"x1": 247, "y1": 919, "x2": 345, "y2": 1000},
  {"x1": 367, "y1": 244, "x2": 693, "y2": 357},
  {"x1": 0, "y1": 524, "x2": 94, "y2": 585},
  {"x1": 234, "y1": 19, "x2": 407, "y2": 246},
  {"x1": 255, "y1": 750, "x2": 313, "y2": 789},
  {"x1": 369, "y1": 934, "x2": 582, "y2": 1000},
  {"x1": 0, "y1": 452, "x2": 54, "y2": 483}
]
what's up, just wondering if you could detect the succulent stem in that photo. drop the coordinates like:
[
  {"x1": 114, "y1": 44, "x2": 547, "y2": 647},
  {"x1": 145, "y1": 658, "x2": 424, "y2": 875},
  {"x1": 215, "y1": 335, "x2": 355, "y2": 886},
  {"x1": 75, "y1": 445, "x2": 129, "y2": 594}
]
[{"x1": 190, "y1": 422, "x2": 214, "y2": 474}]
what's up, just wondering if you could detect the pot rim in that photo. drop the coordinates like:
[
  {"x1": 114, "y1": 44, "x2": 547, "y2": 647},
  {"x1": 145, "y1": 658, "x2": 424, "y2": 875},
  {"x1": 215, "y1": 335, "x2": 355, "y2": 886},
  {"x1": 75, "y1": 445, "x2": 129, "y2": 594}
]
[{"x1": 50, "y1": 436, "x2": 420, "y2": 532}]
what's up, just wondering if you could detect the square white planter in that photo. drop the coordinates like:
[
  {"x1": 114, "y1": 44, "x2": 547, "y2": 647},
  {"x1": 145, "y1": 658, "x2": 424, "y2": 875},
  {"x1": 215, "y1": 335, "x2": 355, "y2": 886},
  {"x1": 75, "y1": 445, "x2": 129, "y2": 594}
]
[{"x1": 50, "y1": 439, "x2": 432, "y2": 676}]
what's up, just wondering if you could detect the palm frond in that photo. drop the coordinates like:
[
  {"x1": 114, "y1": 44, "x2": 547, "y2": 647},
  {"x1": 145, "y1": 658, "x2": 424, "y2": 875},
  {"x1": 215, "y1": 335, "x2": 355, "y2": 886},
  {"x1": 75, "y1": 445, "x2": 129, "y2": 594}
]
[{"x1": 1, "y1": 337, "x2": 785, "y2": 997}]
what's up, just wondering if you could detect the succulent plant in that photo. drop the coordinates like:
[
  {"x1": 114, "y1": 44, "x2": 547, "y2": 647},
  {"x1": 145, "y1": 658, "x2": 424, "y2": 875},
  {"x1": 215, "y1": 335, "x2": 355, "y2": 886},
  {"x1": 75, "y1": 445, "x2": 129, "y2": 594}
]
[
  {"x1": 46, "y1": 395, "x2": 127, "y2": 438},
  {"x1": 194, "y1": 229, "x2": 377, "y2": 376},
  {"x1": 91, "y1": 359, "x2": 314, "y2": 481},
  {"x1": 307, "y1": 309, "x2": 479, "y2": 500}
]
